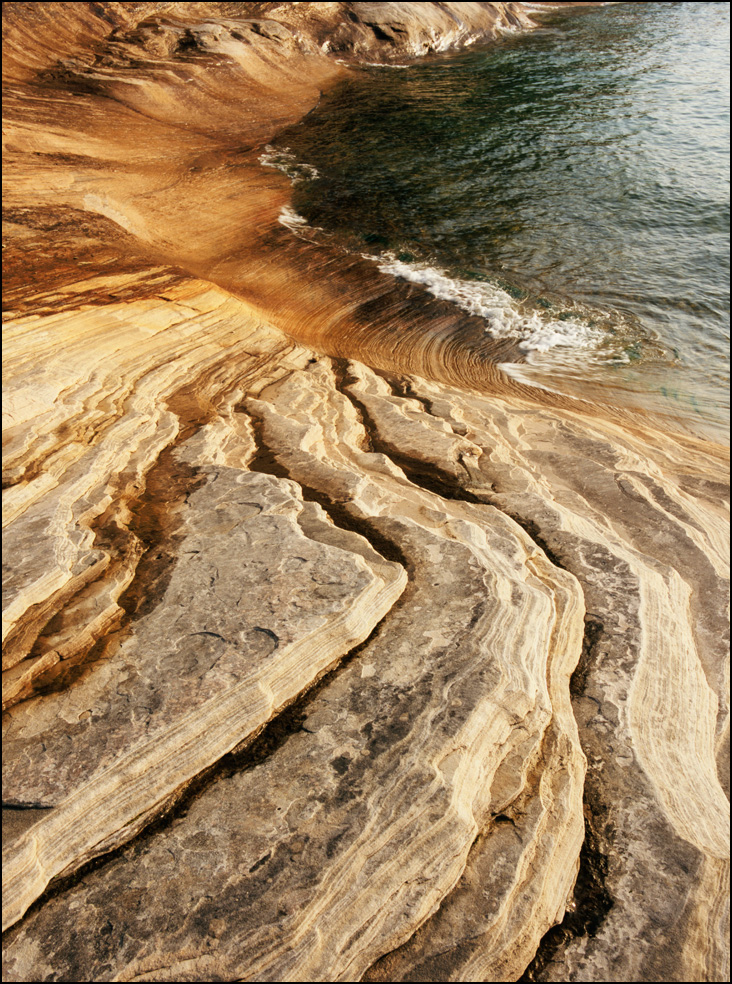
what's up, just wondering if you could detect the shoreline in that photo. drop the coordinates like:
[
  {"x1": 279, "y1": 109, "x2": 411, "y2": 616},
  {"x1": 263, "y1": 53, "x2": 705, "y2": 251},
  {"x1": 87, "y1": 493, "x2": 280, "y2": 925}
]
[{"x1": 3, "y1": 4, "x2": 729, "y2": 982}]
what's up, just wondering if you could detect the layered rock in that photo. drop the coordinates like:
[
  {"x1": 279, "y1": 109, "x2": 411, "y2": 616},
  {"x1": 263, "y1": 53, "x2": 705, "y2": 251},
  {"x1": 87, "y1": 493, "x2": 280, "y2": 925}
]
[
  {"x1": 2, "y1": 3, "x2": 729, "y2": 982},
  {"x1": 3, "y1": 334, "x2": 728, "y2": 981},
  {"x1": 4, "y1": 340, "x2": 590, "y2": 981}
]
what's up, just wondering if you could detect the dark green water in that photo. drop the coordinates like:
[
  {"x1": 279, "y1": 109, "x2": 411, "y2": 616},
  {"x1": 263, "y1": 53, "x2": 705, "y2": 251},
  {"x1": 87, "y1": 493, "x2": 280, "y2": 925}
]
[{"x1": 268, "y1": 2, "x2": 730, "y2": 437}]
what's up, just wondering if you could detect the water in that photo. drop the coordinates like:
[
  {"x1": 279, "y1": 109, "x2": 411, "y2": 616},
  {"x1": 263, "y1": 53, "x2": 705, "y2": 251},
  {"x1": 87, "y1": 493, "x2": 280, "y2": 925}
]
[{"x1": 269, "y1": 2, "x2": 730, "y2": 438}]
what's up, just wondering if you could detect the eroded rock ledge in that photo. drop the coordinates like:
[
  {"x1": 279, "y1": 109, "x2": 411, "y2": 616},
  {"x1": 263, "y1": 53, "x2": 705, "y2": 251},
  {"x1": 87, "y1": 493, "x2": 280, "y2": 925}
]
[{"x1": 2, "y1": 3, "x2": 729, "y2": 982}]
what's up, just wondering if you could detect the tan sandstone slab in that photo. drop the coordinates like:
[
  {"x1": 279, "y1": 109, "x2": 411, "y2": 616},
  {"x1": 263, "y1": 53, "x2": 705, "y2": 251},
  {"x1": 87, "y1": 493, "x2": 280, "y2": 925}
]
[{"x1": 2, "y1": 358, "x2": 585, "y2": 982}]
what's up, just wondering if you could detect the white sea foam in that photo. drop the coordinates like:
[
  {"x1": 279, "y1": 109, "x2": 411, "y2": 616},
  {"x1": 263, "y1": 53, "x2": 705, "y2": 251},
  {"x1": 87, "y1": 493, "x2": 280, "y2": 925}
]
[
  {"x1": 263, "y1": 142, "x2": 617, "y2": 361},
  {"x1": 499, "y1": 362, "x2": 584, "y2": 397},
  {"x1": 375, "y1": 254, "x2": 608, "y2": 355},
  {"x1": 278, "y1": 205, "x2": 310, "y2": 233},
  {"x1": 276, "y1": 205, "x2": 326, "y2": 245},
  {"x1": 259, "y1": 145, "x2": 320, "y2": 184}
]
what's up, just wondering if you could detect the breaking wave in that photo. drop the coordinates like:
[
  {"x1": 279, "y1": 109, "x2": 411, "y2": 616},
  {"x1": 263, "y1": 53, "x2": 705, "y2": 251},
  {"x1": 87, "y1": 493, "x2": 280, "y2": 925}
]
[{"x1": 374, "y1": 254, "x2": 623, "y2": 361}]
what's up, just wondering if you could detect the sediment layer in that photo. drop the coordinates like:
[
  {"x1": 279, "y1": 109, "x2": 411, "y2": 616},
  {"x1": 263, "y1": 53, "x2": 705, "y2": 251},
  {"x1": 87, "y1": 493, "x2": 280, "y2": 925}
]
[{"x1": 3, "y1": 3, "x2": 729, "y2": 982}]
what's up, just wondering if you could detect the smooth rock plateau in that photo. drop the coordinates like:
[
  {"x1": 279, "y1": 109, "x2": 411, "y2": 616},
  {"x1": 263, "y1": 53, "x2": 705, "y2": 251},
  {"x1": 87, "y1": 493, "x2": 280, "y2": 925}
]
[{"x1": 2, "y1": 3, "x2": 729, "y2": 982}]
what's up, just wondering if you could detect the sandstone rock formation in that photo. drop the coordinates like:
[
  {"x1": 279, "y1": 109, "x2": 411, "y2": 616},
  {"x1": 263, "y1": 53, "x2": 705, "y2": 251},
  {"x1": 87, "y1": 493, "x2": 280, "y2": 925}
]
[{"x1": 2, "y1": 3, "x2": 729, "y2": 982}]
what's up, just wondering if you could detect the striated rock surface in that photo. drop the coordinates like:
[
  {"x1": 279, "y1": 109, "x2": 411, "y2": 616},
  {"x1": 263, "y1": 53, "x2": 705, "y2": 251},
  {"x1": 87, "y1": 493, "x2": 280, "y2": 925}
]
[{"x1": 2, "y1": 2, "x2": 729, "y2": 982}]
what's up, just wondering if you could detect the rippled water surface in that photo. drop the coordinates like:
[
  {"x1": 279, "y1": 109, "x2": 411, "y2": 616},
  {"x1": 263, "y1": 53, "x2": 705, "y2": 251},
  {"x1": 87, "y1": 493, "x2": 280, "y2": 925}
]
[{"x1": 274, "y1": 2, "x2": 730, "y2": 437}]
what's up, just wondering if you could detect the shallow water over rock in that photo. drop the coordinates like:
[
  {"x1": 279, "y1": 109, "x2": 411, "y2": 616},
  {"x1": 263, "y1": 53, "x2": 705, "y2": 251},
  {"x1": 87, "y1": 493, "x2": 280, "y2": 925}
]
[{"x1": 277, "y1": 1, "x2": 731, "y2": 438}]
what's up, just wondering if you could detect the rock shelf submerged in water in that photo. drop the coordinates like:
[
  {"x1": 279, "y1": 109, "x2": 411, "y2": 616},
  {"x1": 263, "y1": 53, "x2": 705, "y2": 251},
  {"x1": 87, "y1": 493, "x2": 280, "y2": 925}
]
[{"x1": 2, "y1": 3, "x2": 729, "y2": 982}]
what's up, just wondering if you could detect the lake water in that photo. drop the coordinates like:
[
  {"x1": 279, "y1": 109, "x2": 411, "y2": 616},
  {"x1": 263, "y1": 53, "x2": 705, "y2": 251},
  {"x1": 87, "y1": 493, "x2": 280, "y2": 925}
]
[{"x1": 269, "y1": 2, "x2": 730, "y2": 439}]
